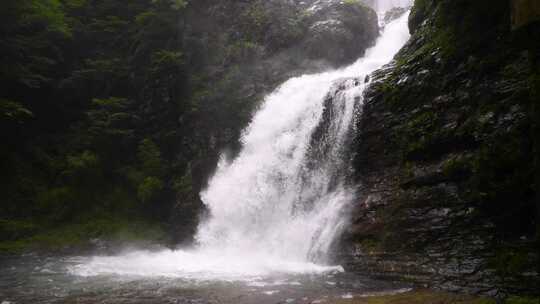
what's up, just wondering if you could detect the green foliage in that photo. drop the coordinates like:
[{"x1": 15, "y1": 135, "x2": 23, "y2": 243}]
[
  {"x1": 0, "y1": 218, "x2": 166, "y2": 253},
  {"x1": 168, "y1": 0, "x2": 188, "y2": 11},
  {"x1": 0, "y1": 219, "x2": 37, "y2": 241},
  {"x1": 225, "y1": 41, "x2": 263, "y2": 64},
  {"x1": 343, "y1": 0, "x2": 361, "y2": 6},
  {"x1": 66, "y1": 151, "x2": 99, "y2": 174},
  {"x1": 243, "y1": 3, "x2": 269, "y2": 36},
  {"x1": 0, "y1": 0, "x2": 71, "y2": 87},
  {"x1": 0, "y1": 0, "x2": 292, "y2": 251},
  {"x1": 72, "y1": 97, "x2": 137, "y2": 173},
  {"x1": 151, "y1": 0, "x2": 188, "y2": 11},
  {"x1": 150, "y1": 50, "x2": 184, "y2": 75},
  {"x1": 122, "y1": 166, "x2": 145, "y2": 188},
  {"x1": 137, "y1": 176, "x2": 164, "y2": 203},
  {"x1": 0, "y1": 99, "x2": 33, "y2": 124},
  {"x1": 63, "y1": 150, "x2": 101, "y2": 188},
  {"x1": 173, "y1": 174, "x2": 192, "y2": 195},
  {"x1": 505, "y1": 296, "x2": 540, "y2": 304},
  {"x1": 92, "y1": 97, "x2": 129, "y2": 110},
  {"x1": 441, "y1": 155, "x2": 472, "y2": 179},
  {"x1": 25, "y1": 0, "x2": 71, "y2": 35},
  {"x1": 35, "y1": 187, "x2": 76, "y2": 221},
  {"x1": 138, "y1": 139, "x2": 164, "y2": 177}
]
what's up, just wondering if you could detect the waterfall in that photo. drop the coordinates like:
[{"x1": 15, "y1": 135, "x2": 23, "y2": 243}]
[{"x1": 69, "y1": 11, "x2": 411, "y2": 281}]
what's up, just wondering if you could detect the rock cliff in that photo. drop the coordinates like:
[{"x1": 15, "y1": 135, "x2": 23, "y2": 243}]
[{"x1": 339, "y1": 0, "x2": 540, "y2": 297}]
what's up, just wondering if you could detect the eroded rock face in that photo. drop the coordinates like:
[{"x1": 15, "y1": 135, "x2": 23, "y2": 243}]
[
  {"x1": 301, "y1": 0, "x2": 379, "y2": 66},
  {"x1": 339, "y1": 0, "x2": 540, "y2": 297},
  {"x1": 384, "y1": 7, "x2": 408, "y2": 24}
]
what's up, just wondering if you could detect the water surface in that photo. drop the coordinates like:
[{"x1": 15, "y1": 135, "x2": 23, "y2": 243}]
[{"x1": 0, "y1": 253, "x2": 411, "y2": 304}]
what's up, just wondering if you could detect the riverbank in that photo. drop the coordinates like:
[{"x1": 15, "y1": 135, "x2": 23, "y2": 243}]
[
  {"x1": 333, "y1": 290, "x2": 538, "y2": 304},
  {"x1": 0, "y1": 217, "x2": 167, "y2": 254}
]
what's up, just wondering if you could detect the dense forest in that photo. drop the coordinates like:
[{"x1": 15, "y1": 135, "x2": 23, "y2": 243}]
[
  {"x1": 0, "y1": 0, "x2": 379, "y2": 250},
  {"x1": 0, "y1": 0, "x2": 270, "y2": 250}
]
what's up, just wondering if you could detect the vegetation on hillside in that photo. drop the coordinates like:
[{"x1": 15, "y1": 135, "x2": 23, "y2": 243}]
[
  {"x1": 0, "y1": 0, "x2": 379, "y2": 251},
  {"x1": 0, "y1": 0, "x2": 275, "y2": 251}
]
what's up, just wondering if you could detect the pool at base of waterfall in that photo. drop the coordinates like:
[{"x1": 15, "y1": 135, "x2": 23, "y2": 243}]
[{"x1": 0, "y1": 253, "x2": 411, "y2": 304}]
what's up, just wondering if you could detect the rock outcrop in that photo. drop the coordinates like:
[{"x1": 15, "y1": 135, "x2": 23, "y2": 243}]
[
  {"x1": 338, "y1": 0, "x2": 540, "y2": 297},
  {"x1": 300, "y1": 0, "x2": 378, "y2": 66}
]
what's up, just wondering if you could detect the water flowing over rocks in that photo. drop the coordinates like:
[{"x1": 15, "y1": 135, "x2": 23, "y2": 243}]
[{"x1": 169, "y1": 0, "x2": 379, "y2": 242}]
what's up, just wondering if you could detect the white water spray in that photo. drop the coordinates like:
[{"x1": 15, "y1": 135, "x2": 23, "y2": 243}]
[{"x1": 69, "y1": 10, "x2": 411, "y2": 281}]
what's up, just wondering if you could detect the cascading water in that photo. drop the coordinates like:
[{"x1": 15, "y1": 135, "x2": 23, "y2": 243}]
[{"x1": 69, "y1": 9, "x2": 411, "y2": 281}]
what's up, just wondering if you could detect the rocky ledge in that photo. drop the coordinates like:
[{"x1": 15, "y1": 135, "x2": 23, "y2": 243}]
[{"x1": 335, "y1": 0, "x2": 540, "y2": 298}]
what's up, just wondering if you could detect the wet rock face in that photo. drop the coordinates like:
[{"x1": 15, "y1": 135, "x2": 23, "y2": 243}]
[
  {"x1": 383, "y1": 7, "x2": 408, "y2": 24},
  {"x1": 339, "y1": 0, "x2": 539, "y2": 297},
  {"x1": 301, "y1": 0, "x2": 379, "y2": 66},
  {"x1": 250, "y1": 0, "x2": 379, "y2": 72}
]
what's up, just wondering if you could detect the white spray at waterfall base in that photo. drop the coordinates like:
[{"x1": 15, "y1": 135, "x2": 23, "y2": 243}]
[{"x1": 69, "y1": 11, "x2": 411, "y2": 281}]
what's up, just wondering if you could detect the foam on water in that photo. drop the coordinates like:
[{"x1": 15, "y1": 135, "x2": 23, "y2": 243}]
[{"x1": 69, "y1": 9, "x2": 411, "y2": 281}]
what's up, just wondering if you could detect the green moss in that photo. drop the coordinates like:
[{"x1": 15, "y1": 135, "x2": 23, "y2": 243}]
[
  {"x1": 357, "y1": 238, "x2": 382, "y2": 253},
  {"x1": 403, "y1": 161, "x2": 415, "y2": 179},
  {"x1": 409, "y1": 0, "x2": 430, "y2": 33},
  {"x1": 490, "y1": 248, "x2": 530, "y2": 276},
  {"x1": 432, "y1": 28, "x2": 457, "y2": 58},
  {"x1": 376, "y1": 75, "x2": 409, "y2": 107},
  {"x1": 241, "y1": 2, "x2": 270, "y2": 42},
  {"x1": 409, "y1": 112, "x2": 438, "y2": 130},
  {"x1": 137, "y1": 139, "x2": 164, "y2": 178},
  {"x1": 343, "y1": 0, "x2": 362, "y2": 6},
  {"x1": 405, "y1": 139, "x2": 429, "y2": 159},
  {"x1": 395, "y1": 110, "x2": 446, "y2": 161},
  {"x1": 137, "y1": 176, "x2": 164, "y2": 203},
  {"x1": 441, "y1": 155, "x2": 472, "y2": 179}
]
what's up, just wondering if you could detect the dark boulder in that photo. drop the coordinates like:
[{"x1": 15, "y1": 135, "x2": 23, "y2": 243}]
[{"x1": 301, "y1": 0, "x2": 379, "y2": 66}]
